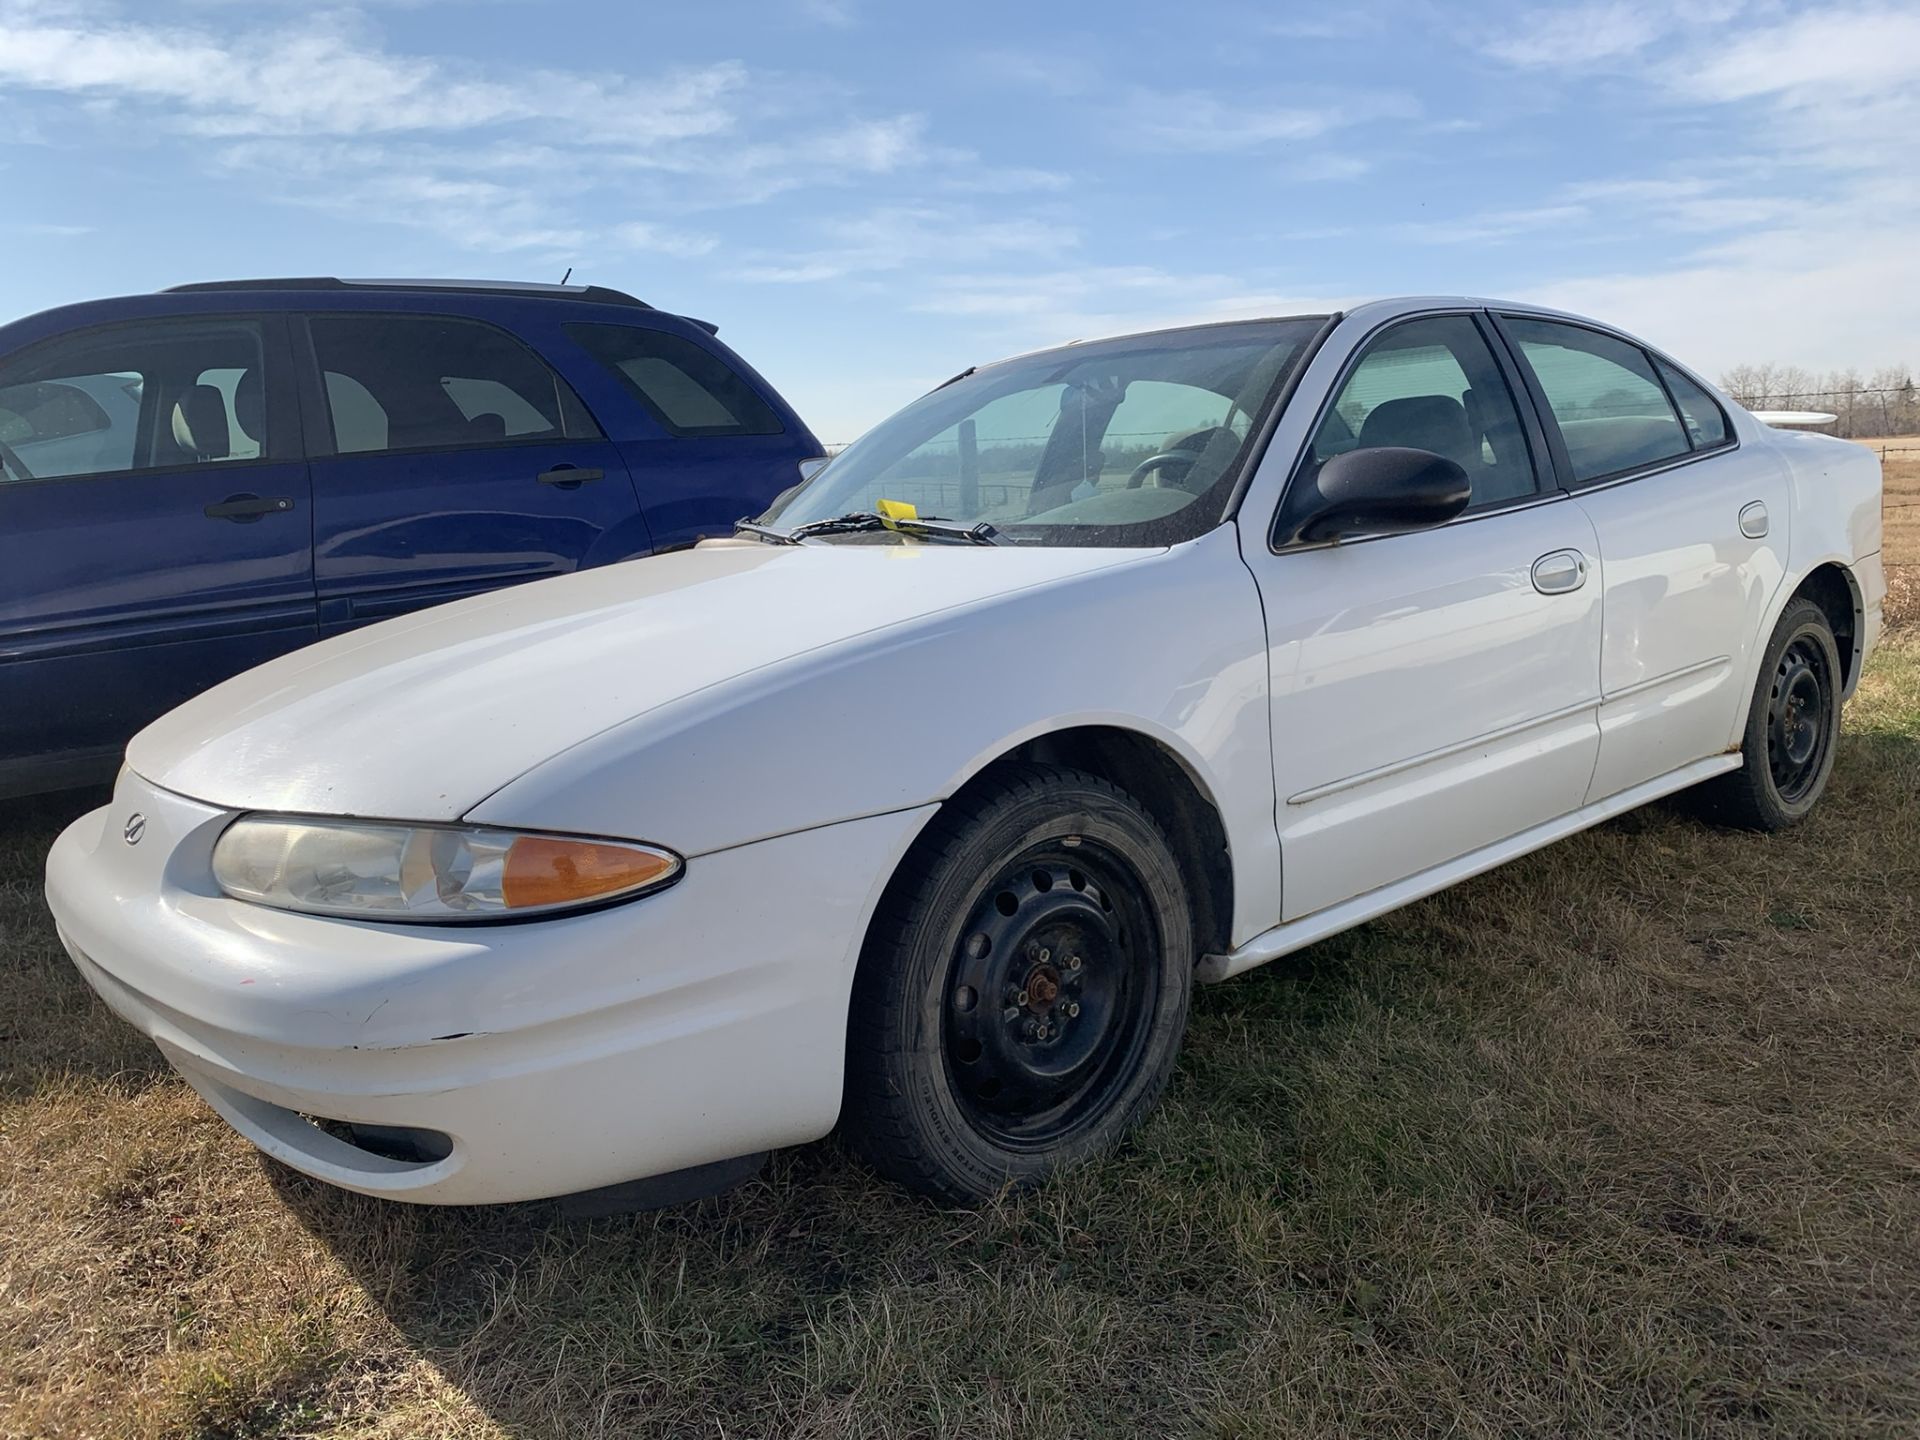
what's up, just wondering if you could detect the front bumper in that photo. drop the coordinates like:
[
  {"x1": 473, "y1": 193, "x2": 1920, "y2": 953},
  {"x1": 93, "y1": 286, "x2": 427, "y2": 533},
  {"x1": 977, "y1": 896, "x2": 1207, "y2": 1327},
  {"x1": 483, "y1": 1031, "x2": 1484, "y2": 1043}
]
[{"x1": 46, "y1": 770, "x2": 932, "y2": 1205}]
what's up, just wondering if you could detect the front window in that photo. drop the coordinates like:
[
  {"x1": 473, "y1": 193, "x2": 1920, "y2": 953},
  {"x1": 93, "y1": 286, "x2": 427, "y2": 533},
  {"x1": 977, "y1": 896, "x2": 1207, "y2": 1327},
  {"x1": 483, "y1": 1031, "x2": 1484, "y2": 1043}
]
[
  {"x1": 0, "y1": 319, "x2": 267, "y2": 483},
  {"x1": 763, "y1": 318, "x2": 1326, "y2": 547}
]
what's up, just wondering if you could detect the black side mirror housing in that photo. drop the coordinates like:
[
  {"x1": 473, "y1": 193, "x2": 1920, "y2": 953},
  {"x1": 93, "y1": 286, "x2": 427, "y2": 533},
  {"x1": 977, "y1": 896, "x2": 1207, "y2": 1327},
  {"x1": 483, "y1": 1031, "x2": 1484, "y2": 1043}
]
[{"x1": 1276, "y1": 446, "x2": 1472, "y2": 547}]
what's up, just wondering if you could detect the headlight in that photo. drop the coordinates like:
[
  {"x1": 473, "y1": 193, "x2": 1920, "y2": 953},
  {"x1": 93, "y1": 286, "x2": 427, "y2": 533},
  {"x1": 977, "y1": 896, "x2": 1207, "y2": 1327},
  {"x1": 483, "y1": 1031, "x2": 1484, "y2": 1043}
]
[{"x1": 211, "y1": 816, "x2": 682, "y2": 922}]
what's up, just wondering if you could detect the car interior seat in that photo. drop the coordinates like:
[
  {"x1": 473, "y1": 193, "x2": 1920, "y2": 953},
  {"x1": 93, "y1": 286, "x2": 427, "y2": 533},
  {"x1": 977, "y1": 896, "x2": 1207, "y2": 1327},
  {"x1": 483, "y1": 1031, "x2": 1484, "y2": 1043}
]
[{"x1": 170, "y1": 384, "x2": 232, "y2": 463}]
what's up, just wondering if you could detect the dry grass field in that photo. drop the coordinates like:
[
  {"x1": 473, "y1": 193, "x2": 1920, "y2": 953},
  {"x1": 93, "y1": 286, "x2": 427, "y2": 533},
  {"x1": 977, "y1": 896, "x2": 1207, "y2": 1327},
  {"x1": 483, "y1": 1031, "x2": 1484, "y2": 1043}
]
[
  {"x1": 3, "y1": 455, "x2": 1916, "y2": 1438},
  {"x1": 1874, "y1": 438, "x2": 1919, "y2": 623}
]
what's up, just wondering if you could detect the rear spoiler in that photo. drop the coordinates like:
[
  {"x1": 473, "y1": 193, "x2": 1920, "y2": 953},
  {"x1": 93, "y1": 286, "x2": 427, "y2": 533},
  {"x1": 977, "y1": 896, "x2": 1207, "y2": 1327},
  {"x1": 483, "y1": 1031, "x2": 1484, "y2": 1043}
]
[{"x1": 1752, "y1": 410, "x2": 1838, "y2": 429}]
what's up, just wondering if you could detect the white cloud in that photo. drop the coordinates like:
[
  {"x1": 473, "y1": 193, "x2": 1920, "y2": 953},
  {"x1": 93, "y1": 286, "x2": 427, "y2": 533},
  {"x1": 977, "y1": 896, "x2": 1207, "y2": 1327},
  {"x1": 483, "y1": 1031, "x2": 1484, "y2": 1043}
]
[
  {"x1": 0, "y1": 0, "x2": 968, "y2": 261},
  {"x1": 1135, "y1": 90, "x2": 1417, "y2": 152},
  {"x1": 798, "y1": 0, "x2": 856, "y2": 27},
  {"x1": 1526, "y1": 224, "x2": 1920, "y2": 376},
  {"x1": 1281, "y1": 153, "x2": 1372, "y2": 183},
  {"x1": 1484, "y1": 1, "x2": 1679, "y2": 67},
  {"x1": 1487, "y1": 2, "x2": 1920, "y2": 373},
  {"x1": 906, "y1": 265, "x2": 1345, "y2": 348},
  {"x1": 1485, "y1": 0, "x2": 1749, "y2": 68},
  {"x1": 0, "y1": 9, "x2": 744, "y2": 142},
  {"x1": 1398, "y1": 203, "x2": 1591, "y2": 244},
  {"x1": 735, "y1": 204, "x2": 1080, "y2": 284}
]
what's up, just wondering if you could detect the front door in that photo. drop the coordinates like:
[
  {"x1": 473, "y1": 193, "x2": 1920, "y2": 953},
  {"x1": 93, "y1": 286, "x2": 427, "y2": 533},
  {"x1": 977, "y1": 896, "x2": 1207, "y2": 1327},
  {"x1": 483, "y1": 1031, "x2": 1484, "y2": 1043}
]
[
  {"x1": 1243, "y1": 312, "x2": 1605, "y2": 920},
  {"x1": 1495, "y1": 315, "x2": 1791, "y2": 800},
  {"x1": 301, "y1": 311, "x2": 649, "y2": 634},
  {"x1": 0, "y1": 315, "x2": 315, "y2": 792}
]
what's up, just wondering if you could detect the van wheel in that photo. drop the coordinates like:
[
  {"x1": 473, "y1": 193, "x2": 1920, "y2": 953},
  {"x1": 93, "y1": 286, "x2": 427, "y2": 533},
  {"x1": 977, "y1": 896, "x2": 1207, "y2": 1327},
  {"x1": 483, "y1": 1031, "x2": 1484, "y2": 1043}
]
[
  {"x1": 1696, "y1": 597, "x2": 1842, "y2": 831},
  {"x1": 843, "y1": 764, "x2": 1193, "y2": 1204}
]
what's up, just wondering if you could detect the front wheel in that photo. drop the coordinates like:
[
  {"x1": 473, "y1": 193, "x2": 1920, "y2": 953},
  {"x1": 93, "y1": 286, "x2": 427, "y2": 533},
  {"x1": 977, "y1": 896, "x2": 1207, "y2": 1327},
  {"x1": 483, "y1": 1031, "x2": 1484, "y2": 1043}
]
[
  {"x1": 1695, "y1": 597, "x2": 1843, "y2": 830},
  {"x1": 842, "y1": 763, "x2": 1194, "y2": 1204}
]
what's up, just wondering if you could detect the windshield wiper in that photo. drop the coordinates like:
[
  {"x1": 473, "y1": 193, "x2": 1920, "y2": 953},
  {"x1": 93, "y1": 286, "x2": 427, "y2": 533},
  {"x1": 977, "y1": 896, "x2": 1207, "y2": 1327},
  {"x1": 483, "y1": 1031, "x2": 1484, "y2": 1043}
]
[
  {"x1": 733, "y1": 518, "x2": 799, "y2": 545},
  {"x1": 807, "y1": 511, "x2": 1008, "y2": 545},
  {"x1": 744, "y1": 511, "x2": 1008, "y2": 546}
]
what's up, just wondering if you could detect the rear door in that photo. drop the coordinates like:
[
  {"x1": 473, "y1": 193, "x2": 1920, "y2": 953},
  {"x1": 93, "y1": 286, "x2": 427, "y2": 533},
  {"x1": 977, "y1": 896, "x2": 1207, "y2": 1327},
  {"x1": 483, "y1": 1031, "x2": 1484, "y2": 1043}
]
[
  {"x1": 0, "y1": 314, "x2": 314, "y2": 791},
  {"x1": 300, "y1": 311, "x2": 649, "y2": 634},
  {"x1": 1494, "y1": 314, "x2": 1790, "y2": 800}
]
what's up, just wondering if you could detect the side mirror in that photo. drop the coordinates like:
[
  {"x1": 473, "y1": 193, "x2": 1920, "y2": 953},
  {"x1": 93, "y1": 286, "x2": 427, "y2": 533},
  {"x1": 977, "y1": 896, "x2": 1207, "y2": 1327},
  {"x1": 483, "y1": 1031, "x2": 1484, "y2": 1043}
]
[{"x1": 1277, "y1": 446, "x2": 1472, "y2": 547}]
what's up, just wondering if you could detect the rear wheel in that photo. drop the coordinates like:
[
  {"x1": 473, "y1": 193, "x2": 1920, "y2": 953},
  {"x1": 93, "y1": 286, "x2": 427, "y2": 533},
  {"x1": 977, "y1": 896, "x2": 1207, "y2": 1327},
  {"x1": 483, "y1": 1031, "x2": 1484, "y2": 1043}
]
[
  {"x1": 1695, "y1": 597, "x2": 1842, "y2": 830},
  {"x1": 843, "y1": 763, "x2": 1193, "y2": 1203}
]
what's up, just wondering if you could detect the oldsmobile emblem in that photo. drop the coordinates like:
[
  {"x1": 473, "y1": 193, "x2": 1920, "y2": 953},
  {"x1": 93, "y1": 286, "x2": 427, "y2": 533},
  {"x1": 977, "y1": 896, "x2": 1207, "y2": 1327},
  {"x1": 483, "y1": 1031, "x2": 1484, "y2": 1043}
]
[{"x1": 123, "y1": 813, "x2": 146, "y2": 845}]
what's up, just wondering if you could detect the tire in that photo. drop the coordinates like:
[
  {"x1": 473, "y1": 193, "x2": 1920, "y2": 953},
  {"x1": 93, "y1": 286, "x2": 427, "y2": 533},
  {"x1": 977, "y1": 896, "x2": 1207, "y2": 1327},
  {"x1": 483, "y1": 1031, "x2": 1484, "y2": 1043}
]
[
  {"x1": 842, "y1": 763, "x2": 1194, "y2": 1204},
  {"x1": 1694, "y1": 597, "x2": 1843, "y2": 831}
]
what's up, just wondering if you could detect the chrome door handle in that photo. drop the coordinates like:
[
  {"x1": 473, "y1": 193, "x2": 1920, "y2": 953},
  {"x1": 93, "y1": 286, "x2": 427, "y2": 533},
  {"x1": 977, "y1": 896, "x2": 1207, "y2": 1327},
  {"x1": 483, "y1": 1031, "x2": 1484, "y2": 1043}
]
[
  {"x1": 1739, "y1": 501, "x2": 1770, "y2": 539},
  {"x1": 1531, "y1": 549, "x2": 1588, "y2": 595}
]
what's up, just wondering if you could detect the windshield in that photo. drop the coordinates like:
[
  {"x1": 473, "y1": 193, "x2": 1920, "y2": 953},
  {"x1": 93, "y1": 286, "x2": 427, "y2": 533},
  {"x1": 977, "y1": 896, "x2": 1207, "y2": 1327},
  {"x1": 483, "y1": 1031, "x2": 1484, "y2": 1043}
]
[{"x1": 763, "y1": 317, "x2": 1328, "y2": 547}]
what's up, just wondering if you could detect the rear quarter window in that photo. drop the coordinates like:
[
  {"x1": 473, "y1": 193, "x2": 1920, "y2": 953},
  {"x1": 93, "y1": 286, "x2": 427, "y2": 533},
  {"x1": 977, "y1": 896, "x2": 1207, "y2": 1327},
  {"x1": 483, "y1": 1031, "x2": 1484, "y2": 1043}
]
[{"x1": 566, "y1": 323, "x2": 783, "y2": 437}]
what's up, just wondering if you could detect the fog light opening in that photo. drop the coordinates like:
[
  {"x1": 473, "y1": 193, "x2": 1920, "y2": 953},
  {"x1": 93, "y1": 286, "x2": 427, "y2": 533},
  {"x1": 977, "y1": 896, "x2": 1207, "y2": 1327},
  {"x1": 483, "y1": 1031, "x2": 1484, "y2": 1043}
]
[{"x1": 302, "y1": 1115, "x2": 453, "y2": 1165}]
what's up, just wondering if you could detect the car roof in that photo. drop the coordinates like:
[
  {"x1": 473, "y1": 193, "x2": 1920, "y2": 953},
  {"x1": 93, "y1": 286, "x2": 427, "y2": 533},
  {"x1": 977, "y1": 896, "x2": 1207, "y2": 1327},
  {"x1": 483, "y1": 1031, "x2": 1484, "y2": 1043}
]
[
  {"x1": 0, "y1": 276, "x2": 724, "y2": 344},
  {"x1": 162, "y1": 276, "x2": 654, "y2": 309},
  {"x1": 960, "y1": 295, "x2": 1653, "y2": 378}
]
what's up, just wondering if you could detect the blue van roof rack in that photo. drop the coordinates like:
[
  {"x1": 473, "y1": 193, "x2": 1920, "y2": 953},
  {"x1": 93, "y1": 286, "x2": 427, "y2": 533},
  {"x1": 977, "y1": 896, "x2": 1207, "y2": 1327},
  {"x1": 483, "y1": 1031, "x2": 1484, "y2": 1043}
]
[{"x1": 162, "y1": 277, "x2": 654, "y2": 310}]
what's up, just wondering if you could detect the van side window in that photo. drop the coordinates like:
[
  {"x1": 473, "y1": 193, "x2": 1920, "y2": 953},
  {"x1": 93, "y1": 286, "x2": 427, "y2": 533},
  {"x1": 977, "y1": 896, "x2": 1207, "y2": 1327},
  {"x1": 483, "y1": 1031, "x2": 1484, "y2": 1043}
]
[
  {"x1": 0, "y1": 320, "x2": 267, "y2": 482},
  {"x1": 566, "y1": 323, "x2": 783, "y2": 437},
  {"x1": 309, "y1": 314, "x2": 602, "y2": 457}
]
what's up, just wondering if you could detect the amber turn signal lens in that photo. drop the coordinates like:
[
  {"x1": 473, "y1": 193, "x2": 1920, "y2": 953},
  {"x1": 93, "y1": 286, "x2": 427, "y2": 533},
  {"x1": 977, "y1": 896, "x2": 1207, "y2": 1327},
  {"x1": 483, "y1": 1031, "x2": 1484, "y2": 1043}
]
[{"x1": 501, "y1": 837, "x2": 680, "y2": 911}]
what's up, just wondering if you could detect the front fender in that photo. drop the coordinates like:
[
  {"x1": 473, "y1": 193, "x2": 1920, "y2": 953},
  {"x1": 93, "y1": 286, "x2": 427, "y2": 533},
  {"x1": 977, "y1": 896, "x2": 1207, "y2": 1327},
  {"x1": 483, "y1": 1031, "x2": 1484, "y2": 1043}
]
[{"x1": 467, "y1": 528, "x2": 1282, "y2": 943}]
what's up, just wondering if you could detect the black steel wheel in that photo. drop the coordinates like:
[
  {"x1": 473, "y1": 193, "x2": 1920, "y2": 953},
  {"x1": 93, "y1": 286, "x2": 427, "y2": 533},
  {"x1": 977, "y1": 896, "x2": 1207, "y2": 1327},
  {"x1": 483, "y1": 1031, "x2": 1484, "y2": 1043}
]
[
  {"x1": 1695, "y1": 596, "x2": 1843, "y2": 830},
  {"x1": 1765, "y1": 634, "x2": 1834, "y2": 806},
  {"x1": 843, "y1": 763, "x2": 1194, "y2": 1203},
  {"x1": 943, "y1": 840, "x2": 1161, "y2": 1150}
]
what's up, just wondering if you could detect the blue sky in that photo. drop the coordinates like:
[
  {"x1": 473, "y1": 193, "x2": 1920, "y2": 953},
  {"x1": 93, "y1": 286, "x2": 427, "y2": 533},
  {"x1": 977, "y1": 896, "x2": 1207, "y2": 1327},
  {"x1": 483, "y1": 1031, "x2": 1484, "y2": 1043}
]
[{"x1": 2, "y1": 0, "x2": 1915, "y2": 440}]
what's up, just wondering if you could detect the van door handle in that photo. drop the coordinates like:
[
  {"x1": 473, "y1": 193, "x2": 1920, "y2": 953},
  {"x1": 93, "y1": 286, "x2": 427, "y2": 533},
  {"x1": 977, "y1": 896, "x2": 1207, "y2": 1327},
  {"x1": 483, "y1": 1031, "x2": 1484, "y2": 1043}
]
[
  {"x1": 205, "y1": 494, "x2": 295, "y2": 522},
  {"x1": 1531, "y1": 549, "x2": 1588, "y2": 595},
  {"x1": 537, "y1": 465, "x2": 604, "y2": 488}
]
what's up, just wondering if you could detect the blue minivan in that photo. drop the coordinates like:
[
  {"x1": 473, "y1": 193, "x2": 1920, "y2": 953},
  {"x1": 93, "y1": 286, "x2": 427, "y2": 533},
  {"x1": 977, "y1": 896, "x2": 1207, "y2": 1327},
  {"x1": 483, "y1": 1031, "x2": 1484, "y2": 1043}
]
[{"x1": 0, "y1": 278, "x2": 823, "y2": 798}]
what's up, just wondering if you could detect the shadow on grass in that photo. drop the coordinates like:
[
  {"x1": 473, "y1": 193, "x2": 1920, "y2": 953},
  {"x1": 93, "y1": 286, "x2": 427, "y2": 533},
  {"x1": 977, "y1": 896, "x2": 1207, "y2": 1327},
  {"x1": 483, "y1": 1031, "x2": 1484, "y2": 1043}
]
[
  {"x1": 0, "y1": 785, "x2": 170, "y2": 1095},
  {"x1": 251, "y1": 933, "x2": 1409, "y2": 1437}
]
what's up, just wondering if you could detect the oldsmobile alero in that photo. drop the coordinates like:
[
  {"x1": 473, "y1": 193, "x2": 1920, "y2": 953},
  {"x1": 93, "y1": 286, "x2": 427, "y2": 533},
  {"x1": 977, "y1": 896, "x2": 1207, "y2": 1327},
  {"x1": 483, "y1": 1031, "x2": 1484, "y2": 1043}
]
[{"x1": 45, "y1": 297, "x2": 1886, "y2": 1207}]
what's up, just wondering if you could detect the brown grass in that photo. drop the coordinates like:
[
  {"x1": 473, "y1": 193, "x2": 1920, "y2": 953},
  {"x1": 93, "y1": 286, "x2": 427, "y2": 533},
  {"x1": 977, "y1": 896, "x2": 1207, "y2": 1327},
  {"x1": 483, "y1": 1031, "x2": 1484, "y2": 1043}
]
[
  {"x1": 1865, "y1": 437, "x2": 1919, "y2": 625},
  {"x1": 3, "y1": 644, "x2": 1917, "y2": 1437}
]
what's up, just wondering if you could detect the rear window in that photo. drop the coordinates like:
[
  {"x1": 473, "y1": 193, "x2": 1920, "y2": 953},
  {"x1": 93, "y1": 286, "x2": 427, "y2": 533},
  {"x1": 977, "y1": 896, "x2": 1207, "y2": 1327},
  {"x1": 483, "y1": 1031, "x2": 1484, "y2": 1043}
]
[{"x1": 566, "y1": 323, "x2": 783, "y2": 438}]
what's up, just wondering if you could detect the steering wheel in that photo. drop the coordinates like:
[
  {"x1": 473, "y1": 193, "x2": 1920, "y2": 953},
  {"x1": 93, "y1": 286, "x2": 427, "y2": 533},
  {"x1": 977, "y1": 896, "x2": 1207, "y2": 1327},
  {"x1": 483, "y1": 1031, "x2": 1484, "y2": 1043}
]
[
  {"x1": 0, "y1": 437, "x2": 32, "y2": 482},
  {"x1": 1125, "y1": 449, "x2": 1199, "y2": 489}
]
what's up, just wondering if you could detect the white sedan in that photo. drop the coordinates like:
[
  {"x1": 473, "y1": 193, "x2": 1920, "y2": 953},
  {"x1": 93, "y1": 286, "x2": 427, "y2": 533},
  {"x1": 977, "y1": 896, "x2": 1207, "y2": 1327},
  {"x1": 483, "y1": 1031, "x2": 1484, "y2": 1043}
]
[{"x1": 46, "y1": 297, "x2": 1886, "y2": 1208}]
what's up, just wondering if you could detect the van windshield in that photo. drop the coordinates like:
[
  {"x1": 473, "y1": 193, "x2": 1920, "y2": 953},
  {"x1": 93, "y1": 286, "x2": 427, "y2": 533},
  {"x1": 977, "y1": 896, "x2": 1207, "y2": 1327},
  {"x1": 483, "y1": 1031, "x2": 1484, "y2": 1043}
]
[{"x1": 762, "y1": 317, "x2": 1327, "y2": 547}]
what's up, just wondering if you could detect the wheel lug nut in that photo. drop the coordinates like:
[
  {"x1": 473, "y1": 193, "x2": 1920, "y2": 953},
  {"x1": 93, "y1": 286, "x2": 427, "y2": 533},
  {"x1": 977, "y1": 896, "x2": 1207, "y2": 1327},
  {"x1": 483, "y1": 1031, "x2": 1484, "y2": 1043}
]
[
  {"x1": 1038, "y1": 947, "x2": 1051, "y2": 963},
  {"x1": 1015, "y1": 990, "x2": 1030, "y2": 1007},
  {"x1": 1065, "y1": 1001, "x2": 1080, "y2": 1018},
  {"x1": 1067, "y1": 955, "x2": 1082, "y2": 971}
]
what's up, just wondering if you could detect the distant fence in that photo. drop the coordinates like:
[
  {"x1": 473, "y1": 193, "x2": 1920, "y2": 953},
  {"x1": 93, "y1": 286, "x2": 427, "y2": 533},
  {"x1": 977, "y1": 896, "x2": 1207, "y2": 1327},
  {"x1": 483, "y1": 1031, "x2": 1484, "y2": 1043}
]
[{"x1": 1720, "y1": 382, "x2": 1919, "y2": 440}]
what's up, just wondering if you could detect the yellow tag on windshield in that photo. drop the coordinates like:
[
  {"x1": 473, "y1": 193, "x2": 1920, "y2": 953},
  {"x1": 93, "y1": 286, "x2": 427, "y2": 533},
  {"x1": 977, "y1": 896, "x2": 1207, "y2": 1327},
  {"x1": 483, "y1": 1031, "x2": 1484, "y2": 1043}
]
[{"x1": 875, "y1": 498, "x2": 919, "y2": 524}]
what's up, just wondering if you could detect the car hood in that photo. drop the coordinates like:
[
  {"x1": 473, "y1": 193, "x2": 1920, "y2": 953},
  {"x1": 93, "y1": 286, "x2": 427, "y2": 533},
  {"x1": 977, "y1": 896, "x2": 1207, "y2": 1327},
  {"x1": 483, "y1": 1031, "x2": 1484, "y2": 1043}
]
[{"x1": 129, "y1": 540, "x2": 1152, "y2": 821}]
